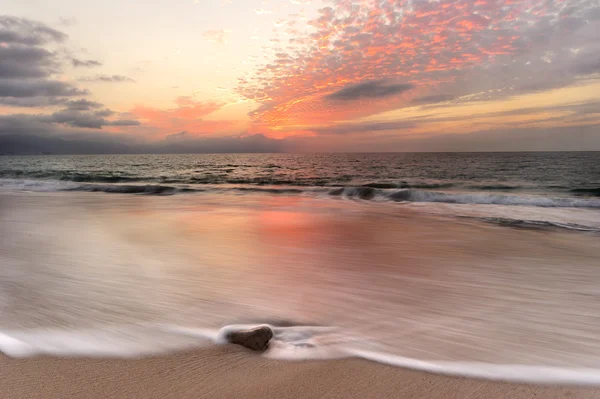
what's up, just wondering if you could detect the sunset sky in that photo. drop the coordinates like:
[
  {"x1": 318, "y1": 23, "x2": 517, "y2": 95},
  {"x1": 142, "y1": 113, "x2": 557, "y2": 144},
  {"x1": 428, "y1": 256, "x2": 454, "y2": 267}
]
[{"x1": 1, "y1": 0, "x2": 600, "y2": 152}]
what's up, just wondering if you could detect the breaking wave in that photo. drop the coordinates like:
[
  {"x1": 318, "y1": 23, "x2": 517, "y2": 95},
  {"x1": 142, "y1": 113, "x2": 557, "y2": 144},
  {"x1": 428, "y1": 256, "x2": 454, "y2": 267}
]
[
  {"x1": 457, "y1": 216, "x2": 600, "y2": 233},
  {"x1": 570, "y1": 188, "x2": 600, "y2": 197},
  {"x1": 329, "y1": 187, "x2": 600, "y2": 208},
  {"x1": 65, "y1": 184, "x2": 198, "y2": 195},
  {"x1": 2, "y1": 178, "x2": 600, "y2": 208}
]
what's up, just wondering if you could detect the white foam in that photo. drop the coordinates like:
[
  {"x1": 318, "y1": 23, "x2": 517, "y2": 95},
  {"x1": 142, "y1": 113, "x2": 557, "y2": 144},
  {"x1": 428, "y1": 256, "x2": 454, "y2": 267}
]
[
  {"x1": 162, "y1": 324, "x2": 600, "y2": 385},
  {"x1": 384, "y1": 189, "x2": 600, "y2": 208},
  {"x1": 0, "y1": 333, "x2": 36, "y2": 358},
  {"x1": 346, "y1": 349, "x2": 600, "y2": 385},
  {"x1": 0, "y1": 324, "x2": 215, "y2": 358},
  {"x1": 0, "y1": 178, "x2": 77, "y2": 192},
  {"x1": 4, "y1": 324, "x2": 600, "y2": 385}
]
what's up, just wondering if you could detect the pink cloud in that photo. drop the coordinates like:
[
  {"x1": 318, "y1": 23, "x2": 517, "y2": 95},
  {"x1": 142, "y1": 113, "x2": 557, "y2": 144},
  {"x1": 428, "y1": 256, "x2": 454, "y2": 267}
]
[
  {"x1": 131, "y1": 97, "x2": 234, "y2": 137},
  {"x1": 237, "y1": 0, "x2": 594, "y2": 138}
]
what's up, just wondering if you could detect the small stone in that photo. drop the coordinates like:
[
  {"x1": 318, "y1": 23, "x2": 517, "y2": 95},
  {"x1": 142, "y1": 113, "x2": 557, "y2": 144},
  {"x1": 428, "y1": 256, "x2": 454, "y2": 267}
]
[{"x1": 226, "y1": 326, "x2": 274, "y2": 352}]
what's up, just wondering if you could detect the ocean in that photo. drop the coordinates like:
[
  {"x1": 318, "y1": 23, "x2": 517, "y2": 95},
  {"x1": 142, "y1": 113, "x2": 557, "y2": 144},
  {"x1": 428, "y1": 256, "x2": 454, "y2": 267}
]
[{"x1": 1, "y1": 152, "x2": 600, "y2": 384}]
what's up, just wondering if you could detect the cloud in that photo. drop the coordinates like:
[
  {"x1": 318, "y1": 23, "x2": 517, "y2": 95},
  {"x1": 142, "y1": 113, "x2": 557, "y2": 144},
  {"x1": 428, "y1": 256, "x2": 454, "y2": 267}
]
[
  {"x1": 154, "y1": 132, "x2": 284, "y2": 153},
  {"x1": 0, "y1": 78, "x2": 88, "y2": 98},
  {"x1": 64, "y1": 99, "x2": 103, "y2": 110},
  {"x1": 109, "y1": 119, "x2": 140, "y2": 126},
  {"x1": 58, "y1": 17, "x2": 77, "y2": 27},
  {"x1": 203, "y1": 29, "x2": 228, "y2": 44},
  {"x1": 49, "y1": 109, "x2": 141, "y2": 129},
  {"x1": 0, "y1": 15, "x2": 141, "y2": 142},
  {"x1": 79, "y1": 74, "x2": 135, "y2": 83},
  {"x1": 131, "y1": 97, "x2": 234, "y2": 137},
  {"x1": 93, "y1": 109, "x2": 115, "y2": 117},
  {"x1": 0, "y1": 111, "x2": 283, "y2": 154},
  {"x1": 238, "y1": 0, "x2": 600, "y2": 138},
  {"x1": 0, "y1": 16, "x2": 100, "y2": 110},
  {"x1": 72, "y1": 58, "x2": 102, "y2": 68},
  {"x1": 0, "y1": 16, "x2": 66, "y2": 46},
  {"x1": 325, "y1": 80, "x2": 414, "y2": 101},
  {"x1": 312, "y1": 120, "x2": 417, "y2": 135},
  {"x1": 2, "y1": 114, "x2": 599, "y2": 154},
  {"x1": 411, "y1": 95, "x2": 456, "y2": 105},
  {"x1": 0, "y1": 96, "x2": 67, "y2": 107},
  {"x1": 255, "y1": 9, "x2": 273, "y2": 15},
  {"x1": 0, "y1": 107, "x2": 140, "y2": 131},
  {"x1": 0, "y1": 132, "x2": 287, "y2": 155},
  {"x1": 49, "y1": 109, "x2": 110, "y2": 129},
  {"x1": 391, "y1": 124, "x2": 600, "y2": 153},
  {"x1": 0, "y1": 46, "x2": 59, "y2": 78}
]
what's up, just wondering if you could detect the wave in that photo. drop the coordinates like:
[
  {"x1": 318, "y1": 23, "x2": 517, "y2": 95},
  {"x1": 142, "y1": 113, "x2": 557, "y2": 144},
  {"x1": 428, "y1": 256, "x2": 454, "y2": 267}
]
[
  {"x1": 468, "y1": 184, "x2": 521, "y2": 190},
  {"x1": 67, "y1": 184, "x2": 307, "y2": 196},
  {"x1": 0, "y1": 170, "x2": 144, "y2": 183},
  {"x1": 65, "y1": 184, "x2": 199, "y2": 195},
  {"x1": 362, "y1": 183, "x2": 525, "y2": 191},
  {"x1": 330, "y1": 187, "x2": 600, "y2": 208},
  {"x1": 361, "y1": 182, "x2": 455, "y2": 189},
  {"x1": 3, "y1": 323, "x2": 600, "y2": 385},
  {"x1": 231, "y1": 187, "x2": 305, "y2": 194},
  {"x1": 458, "y1": 216, "x2": 600, "y2": 233},
  {"x1": 2, "y1": 178, "x2": 600, "y2": 208},
  {"x1": 1, "y1": 170, "x2": 597, "y2": 196},
  {"x1": 570, "y1": 188, "x2": 600, "y2": 197},
  {"x1": 329, "y1": 186, "x2": 377, "y2": 199}
]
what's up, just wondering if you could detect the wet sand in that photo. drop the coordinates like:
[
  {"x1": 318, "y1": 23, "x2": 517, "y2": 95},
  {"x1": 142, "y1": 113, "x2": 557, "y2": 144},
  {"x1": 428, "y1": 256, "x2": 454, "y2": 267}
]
[
  {"x1": 2, "y1": 345, "x2": 599, "y2": 399},
  {"x1": 2, "y1": 191, "x2": 600, "y2": 396}
]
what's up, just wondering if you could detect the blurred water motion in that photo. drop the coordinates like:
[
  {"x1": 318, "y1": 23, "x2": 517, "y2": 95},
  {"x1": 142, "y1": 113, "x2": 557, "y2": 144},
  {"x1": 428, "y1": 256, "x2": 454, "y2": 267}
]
[{"x1": 1, "y1": 190, "x2": 600, "y2": 370}]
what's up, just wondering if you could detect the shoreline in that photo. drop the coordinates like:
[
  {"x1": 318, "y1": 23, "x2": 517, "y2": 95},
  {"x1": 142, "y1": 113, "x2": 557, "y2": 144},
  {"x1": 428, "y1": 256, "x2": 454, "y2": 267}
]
[{"x1": 2, "y1": 345, "x2": 599, "y2": 399}]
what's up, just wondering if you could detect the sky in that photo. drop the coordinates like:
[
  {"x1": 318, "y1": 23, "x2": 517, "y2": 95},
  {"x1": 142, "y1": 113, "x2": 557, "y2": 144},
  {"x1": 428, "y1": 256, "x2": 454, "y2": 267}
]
[{"x1": 1, "y1": 0, "x2": 600, "y2": 153}]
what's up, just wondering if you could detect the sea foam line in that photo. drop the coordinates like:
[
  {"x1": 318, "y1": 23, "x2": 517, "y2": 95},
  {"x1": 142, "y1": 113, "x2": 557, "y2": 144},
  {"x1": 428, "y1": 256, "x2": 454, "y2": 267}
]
[
  {"x1": 346, "y1": 349, "x2": 600, "y2": 386},
  {"x1": 3, "y1": 324, "x2": 600, "y2": 385}
]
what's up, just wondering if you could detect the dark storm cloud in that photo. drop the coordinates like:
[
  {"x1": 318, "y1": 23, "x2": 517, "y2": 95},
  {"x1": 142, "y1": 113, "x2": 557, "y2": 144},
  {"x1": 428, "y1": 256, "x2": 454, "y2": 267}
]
[
  {"x1": 79, "y1": 75, "x2": 135, "y2": 83},
  {"x1": 72, "y1": 58, "x2": 103, "y2": 68},
  {"x1": 0, "y1": 79, "x2": 88, "y2": 98},
  {"x1": 325, "y1": 80, "x2": 415, "y2": 101},
  {"x1": 0, "y1": 16, "x2": 67, "y2": 45},
  {"x1": 0, "y1": 47, "x2": 58, "y2": 78}
]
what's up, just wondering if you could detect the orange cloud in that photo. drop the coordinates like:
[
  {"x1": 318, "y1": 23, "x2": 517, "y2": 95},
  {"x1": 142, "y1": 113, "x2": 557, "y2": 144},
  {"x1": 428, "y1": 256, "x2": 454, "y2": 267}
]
[
  {"x1": 238, "y1": 0, "x2": 587, "y2": 138},
  {"x1": 131, "y1": 97, "x2": 235, "y2": 137}
]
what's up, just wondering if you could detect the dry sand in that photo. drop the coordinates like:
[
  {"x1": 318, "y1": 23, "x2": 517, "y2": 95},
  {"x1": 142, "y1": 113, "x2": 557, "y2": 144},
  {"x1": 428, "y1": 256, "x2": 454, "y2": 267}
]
[{"x1": 1, "y1": 345, "x2": 598, "y2": 399}]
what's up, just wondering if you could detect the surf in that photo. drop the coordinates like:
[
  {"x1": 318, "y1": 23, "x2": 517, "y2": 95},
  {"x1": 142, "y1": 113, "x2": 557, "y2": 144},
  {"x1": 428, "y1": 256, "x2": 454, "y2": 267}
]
[{"x1": 3, "y1": 323, "x2": 600, "y2": 385}]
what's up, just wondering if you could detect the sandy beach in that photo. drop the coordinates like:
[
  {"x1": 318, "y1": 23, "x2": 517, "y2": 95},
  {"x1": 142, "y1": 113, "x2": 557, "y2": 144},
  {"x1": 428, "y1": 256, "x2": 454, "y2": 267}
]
[
  {"x1": 2, "y1": 0, "x2": 600, "y2": 391},
  {"x1": 1, "y1": 345, "x2": 599, "y2": 398},
  {"x1": 2, "y1": 191, "x2": 600, "y2": 397}
]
